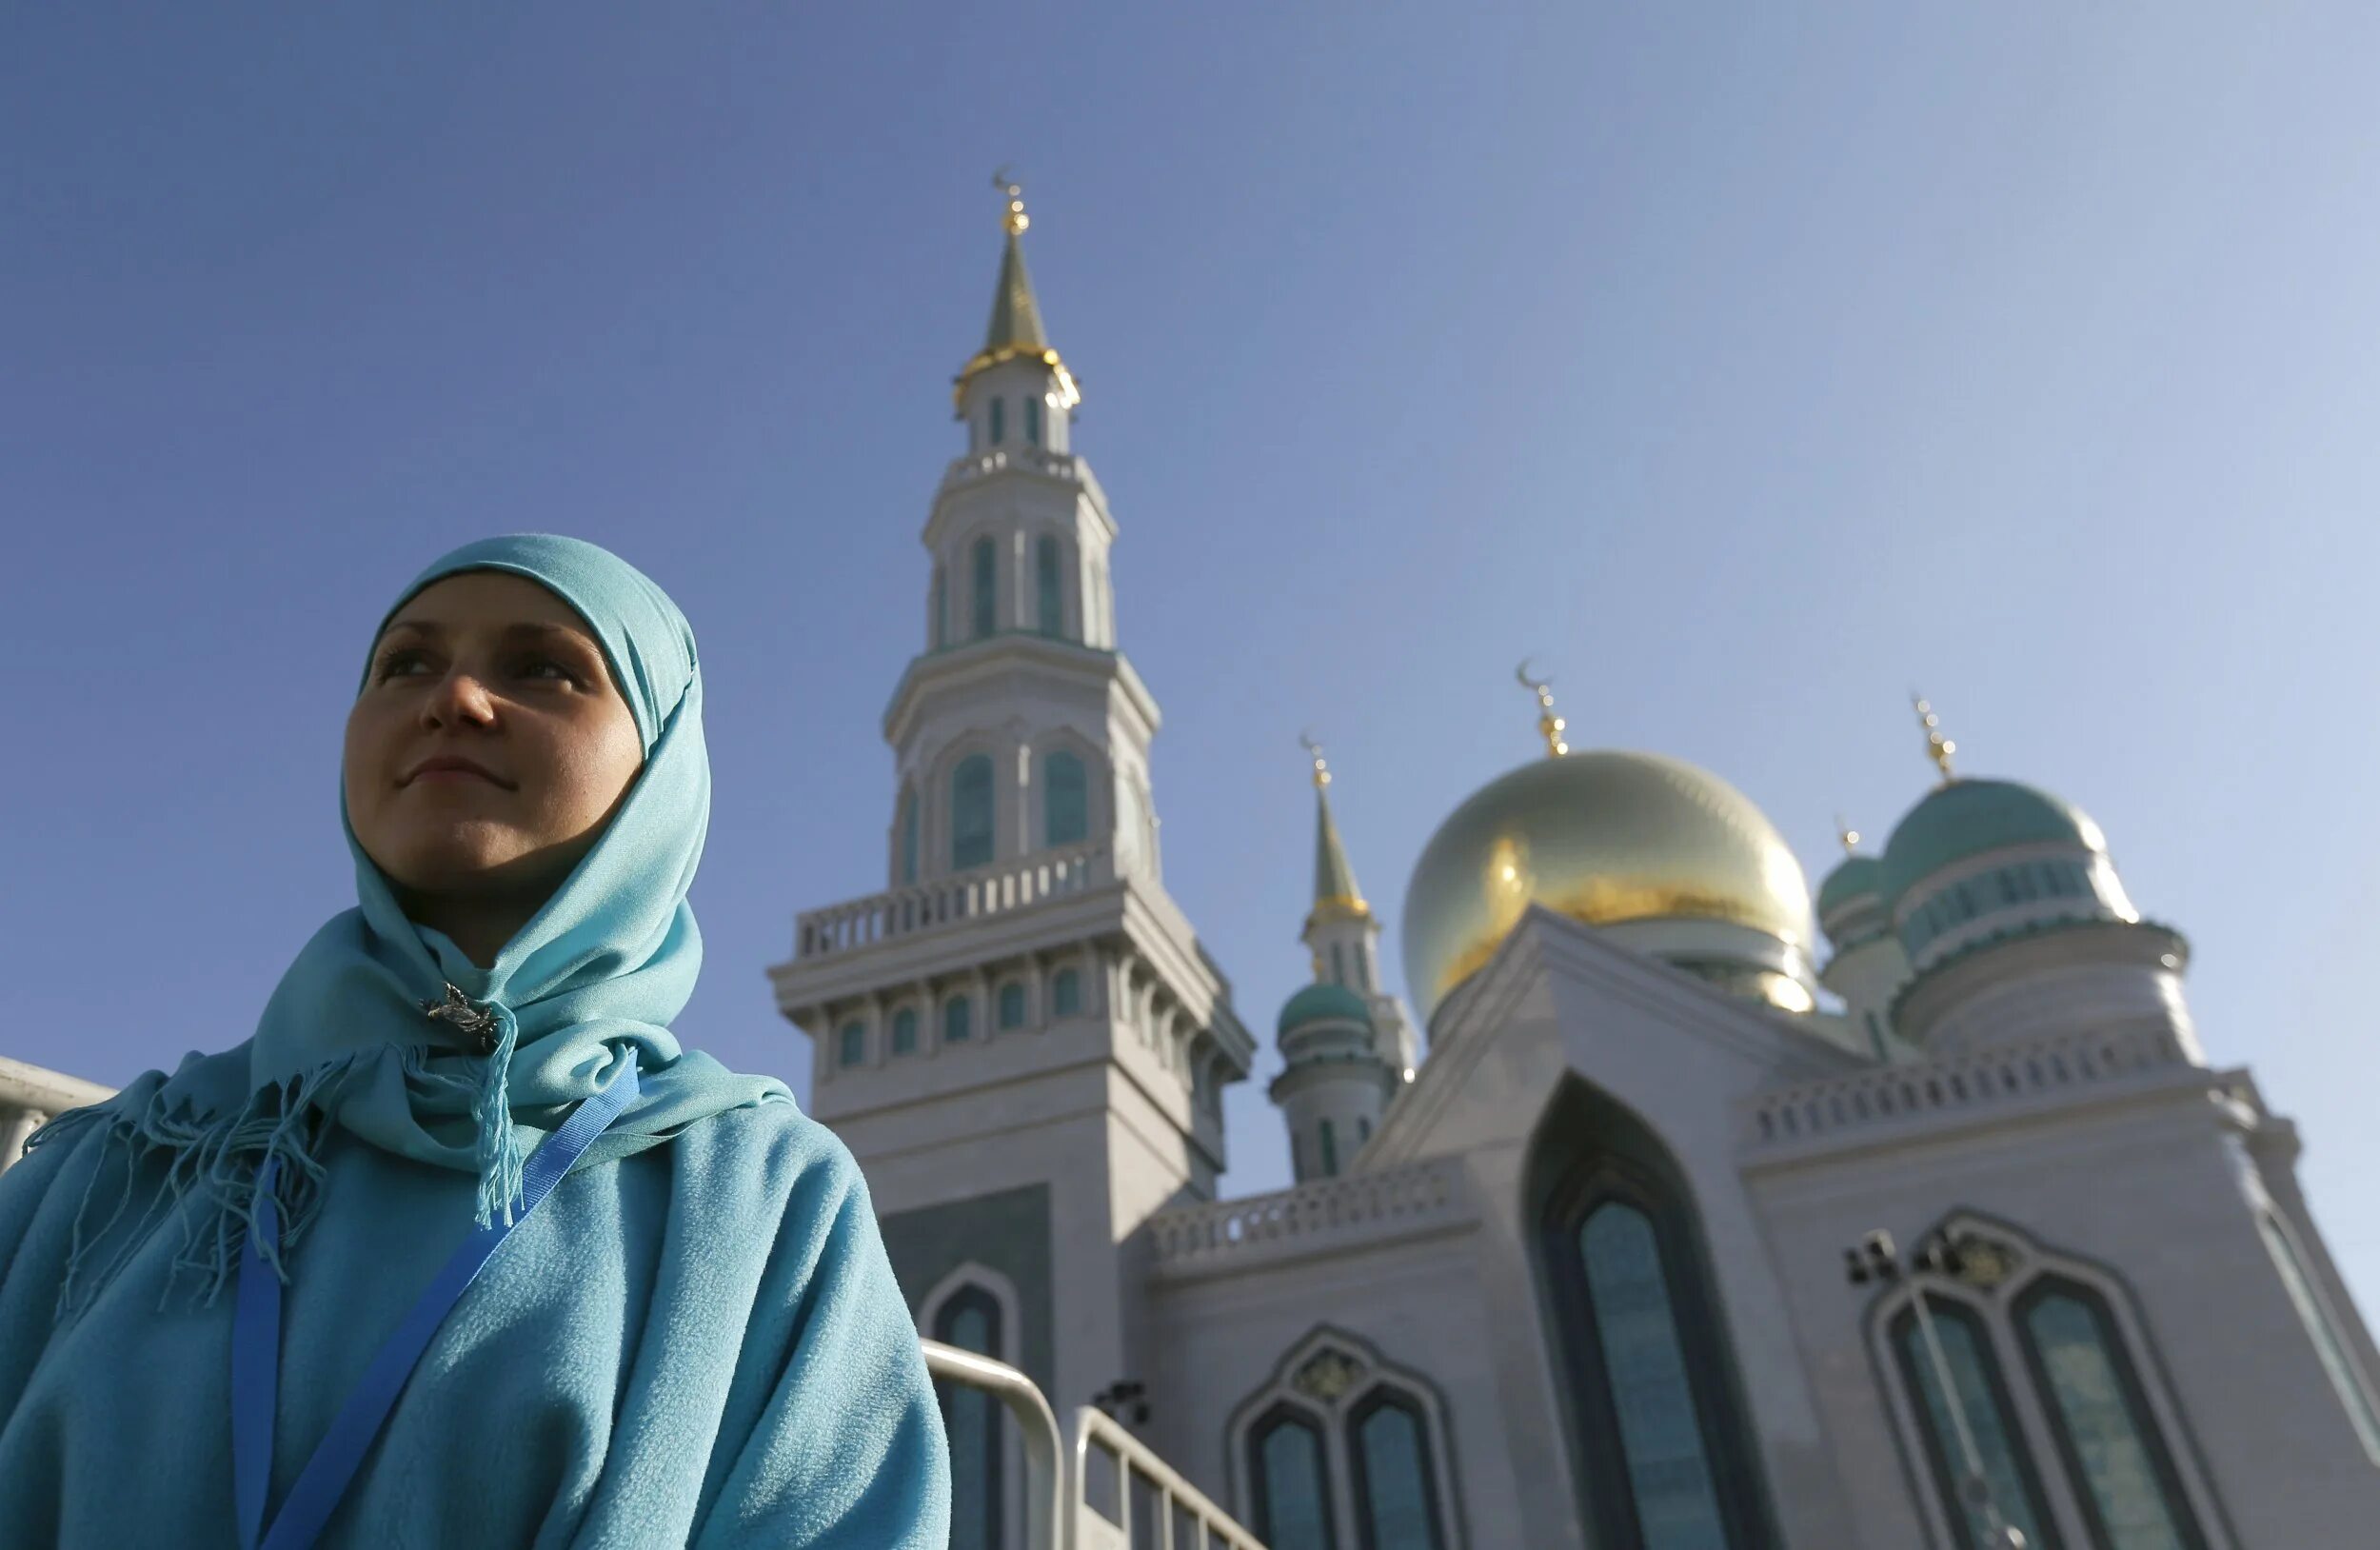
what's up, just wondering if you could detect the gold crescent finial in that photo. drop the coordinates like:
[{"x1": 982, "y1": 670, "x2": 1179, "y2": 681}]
[
  {"x1": 1912, "y1": 692, "x2": 1957, "y2": 784},
  {"x1": 1299, "y1": 730, "x2": 1331, "y2": 789},
  {"x1": 1835, "y1": 814, "x2": 1860, "y2": 853},
  {"x1": 1516, "y1": 659, "x2": 1568, "y2": 757},
  {"x1": 992, "y1": 167, "x2": 1029, "y2": 235}
]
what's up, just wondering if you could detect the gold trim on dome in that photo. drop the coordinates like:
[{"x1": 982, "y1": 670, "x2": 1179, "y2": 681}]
[
  {"x1": 1400, "y1": 750, "x2": 1815, "y2": 1023},
  {"x1": 953, "y1": 347, "x2": 1080, "y2": 409}
]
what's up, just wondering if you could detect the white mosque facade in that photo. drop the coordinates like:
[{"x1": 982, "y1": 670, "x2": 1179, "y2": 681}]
[{"x1": 8, "y1": 195, "x2": 2380, "y2": 1550}]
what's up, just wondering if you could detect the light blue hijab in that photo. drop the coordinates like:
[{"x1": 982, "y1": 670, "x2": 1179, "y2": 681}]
[{"x1": 47, "y1": 533, "x2": 789, "y2": 1309}]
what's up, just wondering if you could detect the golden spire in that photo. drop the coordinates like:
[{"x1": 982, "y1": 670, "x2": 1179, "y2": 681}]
[
  {"x1": 1913, "y1": 693, "x2": 1957, "y2": 784},
  {"x1": 1835, "y1": 814, "x2": 1861, "y2": 854},
  {"x1": 1301, "y1": 733, "x2": 1369, "y2": 924},
  {"x1": 1517, "y1": 660, "x2": 1568, "y2": 757},
  {"x1": 954, "y1": 169, "x2": 1079, "y2": 411}
]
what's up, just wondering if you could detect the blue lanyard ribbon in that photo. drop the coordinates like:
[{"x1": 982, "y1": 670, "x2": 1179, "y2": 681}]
[{"x1": 231, "y1": 1050, "x2": 642, "y2": 1550}]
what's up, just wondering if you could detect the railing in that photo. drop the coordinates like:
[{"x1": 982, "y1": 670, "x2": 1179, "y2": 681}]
[
  {"x1": 942, "y1": 447, "x2": 1084, "y2": 489},
  {"x1": 922, "y1": 1341, "x2": 1265, "y2": 1550},
  {"x1": 1148, "y1": 1157, "x2": 1470, "y2": 1275},
  {"x1": 795, "y1": 844, "x2": 1115, "y2": 960},
  {"x1": 1741, "y1": 1023, "x2": 2196, "y2": 1151},
  {"x1": 1074, "y1": 1404, "x2": 1266, "y2": 1550}
]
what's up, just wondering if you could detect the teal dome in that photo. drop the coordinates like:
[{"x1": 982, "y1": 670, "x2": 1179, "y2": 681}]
[
  {"x1": 1815, "y1": 855, "x2": 1885, "y2": 921},
  {"x1": 1278, "y1": 982, "x2": 1375, "y2": 1037},
  {"x1": 1881, "y1": 779, "x2": 2106, "y2": 904}
]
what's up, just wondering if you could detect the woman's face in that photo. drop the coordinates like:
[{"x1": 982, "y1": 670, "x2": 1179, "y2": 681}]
[{"x1": 345, "y1": 571, "x2": 644, "y2": 918}]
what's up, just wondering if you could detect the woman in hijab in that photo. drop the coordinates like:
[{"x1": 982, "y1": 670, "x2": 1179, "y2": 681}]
[{"x1": 0, "y1": 534, "x2": 950, "y2": 1548}]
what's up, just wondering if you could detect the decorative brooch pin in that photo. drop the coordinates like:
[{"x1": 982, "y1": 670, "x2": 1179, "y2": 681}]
[{"x1": 421, "y1": 983, "x2": 504, "y2": 1056}]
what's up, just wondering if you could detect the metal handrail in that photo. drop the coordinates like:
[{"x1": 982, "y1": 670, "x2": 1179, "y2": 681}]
[
  {"x1": 922, "y1": 1339, "x2": 1066, "y2": 1550},
  {"x1": 1071, "y1": 1404, "x2": 1267, "y2": 1550}
]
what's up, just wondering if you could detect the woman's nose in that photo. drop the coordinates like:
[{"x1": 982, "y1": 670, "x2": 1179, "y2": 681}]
[{"x1": 419, "y1": 670, "x2": 499, "y2": 729}]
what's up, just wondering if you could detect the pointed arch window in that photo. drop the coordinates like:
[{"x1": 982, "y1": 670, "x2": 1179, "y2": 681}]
[
  {"x1": 1044, "y1": 750, "x2": 1087, "y2": 847},
  {"x1": 891, "y1": 1007, "x2": 919, "y2": 1057},
  {"x1": 1248, "y1": 1406, "x2": 1337, "y2": 1550},
  {"x1": 898, "y1": 788, "x2": 920, "y2": 885},
  {"x1": 1536, "y1": 1085, "x2": 1775, "y2": 1550},
  {"x1": 1035, "y1": 534, "x2": 1065, "y2": 637},
  {"x1": 933, "y1": 1285, "x2": 1006, "y2": 1550},
  {"x1": 970, "y1": 537, "x2": 998, "y2": 639},
  {"x1": 1024, "y1": 396, "x2": 1042, "y2": 447},
  {"x1": 1319, "y1": 1120, "x2": 1339, "y2": 1179},
  {"x1": 1891, "y1": 1297, "x2": 2060, "y2": 1550},
  {"x1": 2015, "y1": 1281, "x2": 2206, "y2": 1550},
  {"x1": 951, "y1": 754, "x2": 994, "y2": 871},
  {"x1": 837, "y1": 1021, "x2": 865, "y2": 1068},
  {"x1": 989, "y1": 397, "x2": 1005, "y2": 447},
  {"x1": 1051, "y1": 967, "x2": 1082, "y2": 1018},
  {"x1": 944, "y1": 995, "x2": 974, "y2": 1045},
  {"x1": 998, "y1": 982, "x2": 1026, "y2": 1030},
  {"x1": 1349, "y1": 1389, "x2": 1446, "y2": 1550}
]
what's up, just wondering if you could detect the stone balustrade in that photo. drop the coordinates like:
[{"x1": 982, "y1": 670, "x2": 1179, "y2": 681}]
[
  {"x1": 1741, "y1": 1022, "x2": 2197, "y2": 1154},
  {"x1": 1149, "y1": 1156, "x2": 1471, "y2": 1277},
  {"x1": 794, "y1": 843, "x2": 1115, "y2": 961}
]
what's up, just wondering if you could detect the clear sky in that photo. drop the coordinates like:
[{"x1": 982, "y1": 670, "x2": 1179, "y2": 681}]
[{"x1": 5, "y1": 7, "x2": 2376, "y2": 1313}]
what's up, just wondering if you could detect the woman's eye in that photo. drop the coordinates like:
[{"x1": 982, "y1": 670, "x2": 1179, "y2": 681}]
[
  {"x1": 520, "y1": 657, "x2": 578, "y2": 685},
  {"x1": 375, "y1": 649, "x2": 429, "y2": 681}
]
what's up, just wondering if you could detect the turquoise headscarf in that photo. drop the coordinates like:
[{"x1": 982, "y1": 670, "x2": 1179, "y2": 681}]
[{"x1": 46, "y1": 534, "x2": 788, "y2": 1311}]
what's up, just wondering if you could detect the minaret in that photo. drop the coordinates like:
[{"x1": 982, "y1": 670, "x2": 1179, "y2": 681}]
[
  {"x1": 769, "y1": 182, "x2": 1256, "y2": 1425},
  {"x1": 1273, "y1": 745, "x2": 1403, "y2": 1180},
  {"x1": 1298, "y1": 738, "x2": 1419, "y2": 1074},
  {"x1": 1815, "y1": 817, "x2": 1913, "y2": 1060}
]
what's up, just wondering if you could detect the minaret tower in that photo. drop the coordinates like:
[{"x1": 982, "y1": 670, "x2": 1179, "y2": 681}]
[
  {"x1": 769, "y1": 182, "x2": 1255, "y2": 1423},
  {"x1": 1272, "y1": 743, "x2": 1403, "y2": 1181},
  {"x1": 1298, "y1": 738, "x2": 1419, "y2": 1074}
]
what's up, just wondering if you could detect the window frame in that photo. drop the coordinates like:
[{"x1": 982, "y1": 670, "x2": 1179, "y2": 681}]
[
  {"x1": 1246, "y1": 1401, "x2": 1339, "y2": 1550},
  {"x1": 1889, "y1": 1294, "x2": 2064, "y2": 1550},
  {"x1": 1346, "y1": 1386, "x2": 1447, "y2": 1550}
]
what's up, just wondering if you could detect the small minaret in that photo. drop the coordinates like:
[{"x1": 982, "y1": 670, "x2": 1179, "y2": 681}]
[
  {"x1": 1815, "y1": 817, "x2": 1913, "y2": 1060},
  {"x1": 1299, "y1": 738, "x2": 1419, "y2": 1074}
]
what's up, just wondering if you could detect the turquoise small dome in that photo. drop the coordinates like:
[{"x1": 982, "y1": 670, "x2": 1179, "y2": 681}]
[
  {"x1": 1881, "y1": 779, "x2": 2106, "y2": 904},
  {"x1": 1815, "y1": 855, "x2": 1885, "y2": 922},
  {"x1": 1277, "y1": 982, "x2": 1375, "y2": 1037}
]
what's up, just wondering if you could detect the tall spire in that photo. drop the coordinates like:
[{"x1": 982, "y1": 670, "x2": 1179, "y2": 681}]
[
  {"x1": 1301, "y1": 736, "x2": 1369, "y2": 924},
  {"x1": 956, "y1": 171, "x2": 1078, "y2": 410},
  {"x1": 1517, "y1": 660, "x2": 1568, "y2": 757}
]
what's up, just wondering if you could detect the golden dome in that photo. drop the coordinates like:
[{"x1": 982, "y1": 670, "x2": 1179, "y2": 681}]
[{"x1": 1399, "y1": 750, "x2": 1814, "y2": 1023}]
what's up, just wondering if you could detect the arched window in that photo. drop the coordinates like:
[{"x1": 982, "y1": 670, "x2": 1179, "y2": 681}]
[
  {"x1": 1024, "y1": 395, "x2": 1042, "y2": 447},
  {"x1": 1035, "y1": 534, "x2": 1064, "y2": 636},
  {"x1": 898, "y1": 789, "x2": 919, "y2": 885},
  {"x1": 989, "y1": 397, "x2": 1005, "y2": 447},
  {"x1": 1248, "y1": 1406, "x2": 1337, "y2": 1550},
  {"x1": 2015, "y1": 1281, "x2": 2206, "y2": 1549},
  {"x1": 1891, "y1": 1297, "x2": 2059, "y2": 1550},
  {"x1": 837, "y1": 1021, "x2": 865, "y2": 1068},
  {"x1": 1535, "y1": 1082, "x2": 1775, "y2": 1549},
  {"x1": 944, "y1": 995, "x2": 974, "y2": 1044},
  {"x1": 1044, "y1": 750, "x2": 1087, "y2": 847},
  {"x1": 998, "y1": 982, "x2": 1026, "y2": 1030},
  {"x1": 951, "y1": 754, "x2": 994, "y2": 871},
  {"x1": 891, "y1": 1007, "x2": 919, "y2": 1057},
  {"x1": 1349, "y1": 1389, "x2": 1446, "y2": 1550},
  {"x1": 971, "y1": 537, "x2": 998, "y2": 639},
  {"x1": 2259, "y1": 1210, "x2": 2380, "y2": 1461},
  {"x1": 933, "y1": 1285, "x2": 1006, "y2": 1550},
  {"x1": 1331, "y1": 944, "x2": 1346, "y2": 985},
  {"x1": 1051, "y1": 967, "x2": 1081, "y2": 1017},
  {"x1": 1319, "y1": 1120, "x2": 1339, "y2": 1179}
]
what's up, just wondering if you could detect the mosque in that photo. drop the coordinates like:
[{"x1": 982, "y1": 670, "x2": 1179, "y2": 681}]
[
  {"x1": 6, "y1": 187, "x2": 2378, "y2": 1549},
  {"x1": 764, "y1": 187, "x2": 2380, "y2": 1549}
]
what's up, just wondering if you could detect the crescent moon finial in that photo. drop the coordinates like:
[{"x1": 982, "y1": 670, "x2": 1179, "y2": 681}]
[
  {"x1": 1299, "y1": 729, "x2": 1330, "y2": 788},
  {"x1": 1514, "y1": 659, "x2": 1567, "y2": 757},
  {"x1": 992, "y1": 167, "x2": 1028, "y2": 234}
]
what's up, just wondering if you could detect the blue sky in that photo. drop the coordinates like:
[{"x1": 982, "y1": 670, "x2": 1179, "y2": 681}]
[{"x1": 5, "y1": 7, "x2": 2376, "y2": 1312}]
